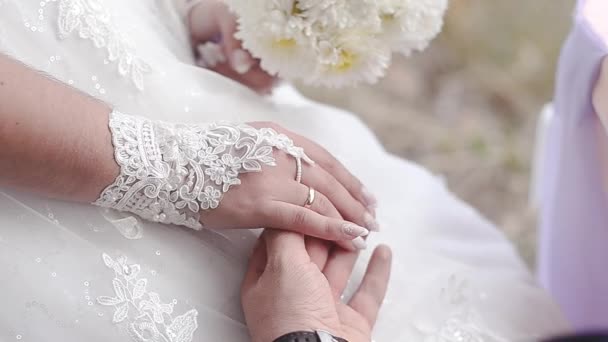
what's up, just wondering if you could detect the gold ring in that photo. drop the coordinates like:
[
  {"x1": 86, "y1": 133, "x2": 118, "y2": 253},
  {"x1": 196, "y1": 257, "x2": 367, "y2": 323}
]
[{"x1": 304, "y1": 187, "x2": 316, "y2": 208}]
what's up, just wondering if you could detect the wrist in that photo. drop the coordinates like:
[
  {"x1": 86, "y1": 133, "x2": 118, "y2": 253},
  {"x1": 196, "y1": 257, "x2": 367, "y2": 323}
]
[
  {"x1": 251, "y1": 318, "x2": 338, "y2": 342},
  {"x1": 69, "y1": 107, "x2": 120, "y2": 202},
  {"x1": 271, "y1": 330, "x2": 349, "y2": 342}
]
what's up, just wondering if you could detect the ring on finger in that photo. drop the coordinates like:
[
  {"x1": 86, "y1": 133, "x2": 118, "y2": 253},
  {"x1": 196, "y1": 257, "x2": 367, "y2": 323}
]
[
  {"x1": 295, "y1": 157, "x2": 303, "y2": 183},
  {"x1": 304, "y1": 186, "x2": 316, "y2": 208}
]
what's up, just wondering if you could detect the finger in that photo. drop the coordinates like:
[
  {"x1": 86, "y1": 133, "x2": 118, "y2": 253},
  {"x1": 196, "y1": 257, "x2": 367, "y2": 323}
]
[
  {"x1": 291, "y1": 183, "x2": 367, "y2": 252},
  {"x1": 274, "y1": 182, "x2": 369, "y2": 250},
  {"x1": 216, "y1": 11, "x2": 256, "y2": 75},
  {"x1": 189, "y1": 2, "x2": 221, "y2": 43},
  {"x1": 298, "y1": 188, "x2": 341, "y2": 268},
  {"x1": 207, "y1": 62, "x2": 276, "y2": 93},
  {"x1": 273, "y1": 127, "x2": 378, "y2": 218},
  {"x1": 323, "y1": 247, "x2": 360, "y2": 300},
  {"x1": 236, "y1": 64, "x2": 276, "y2": 92},
  {"x1": 241, "y1": 235, "x2": 267, "y2": 290},
  {"x1": 305, "y1": 236, "x2": 332, "y2": 270},
  {"x1": 348, "y1": 245, "x2": 392, "y2": 326},
  {"x1": 263, "y1": 229, "x2": 309, "y2": 267},
  {"x1": 301, "y1": 139, "x2": 377, "y2": 216},
  {"x1": 301, "y1": 162, "x2": 378, "y2": 232},
  {"x1": 259, "y1": 201, "x2": 368, "y2": 250}
]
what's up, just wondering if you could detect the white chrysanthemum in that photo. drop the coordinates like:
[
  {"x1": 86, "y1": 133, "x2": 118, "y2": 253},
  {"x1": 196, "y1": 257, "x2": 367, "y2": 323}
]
[
  {"x1": 308, "y1": 29, "x2": 391, "y2": 87},
  {"x1": 297, "y1": 0, "x2": 357, "y2": 30},
  {"x1": 376, "y1": 0, "x2": 448, "y2": 55},
  {"x1": 230, "y1": 0, "x2": 318, "y2": 79},
  {"x1": 226, "y1": 0, "x2": 447, "y2": 87}
]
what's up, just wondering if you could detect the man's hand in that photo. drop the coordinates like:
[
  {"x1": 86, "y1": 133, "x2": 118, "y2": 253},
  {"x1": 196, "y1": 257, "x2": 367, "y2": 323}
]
[
  {"x1": 188, "y1": 0, "x2": 276, "y2": 93},
  {"x1": 241, "y1": 230, "x2": 392, "y2": 342}
]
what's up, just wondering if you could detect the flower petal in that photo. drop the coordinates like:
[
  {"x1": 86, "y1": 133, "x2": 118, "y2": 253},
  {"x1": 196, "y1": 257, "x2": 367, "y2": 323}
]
[{"x1": 97, "y1": 296, "x2": 123, "y2": 306}]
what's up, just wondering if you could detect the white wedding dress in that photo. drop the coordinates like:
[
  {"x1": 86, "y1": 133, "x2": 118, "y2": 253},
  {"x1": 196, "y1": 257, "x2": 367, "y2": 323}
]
[{"x1": 0, "y1": 1, "x2": 569, "y2": 341}]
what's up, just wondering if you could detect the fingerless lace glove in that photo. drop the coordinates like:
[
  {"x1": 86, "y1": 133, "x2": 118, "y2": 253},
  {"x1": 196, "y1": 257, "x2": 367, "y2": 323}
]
[{"x1": 94, "y1": 110, "x2": 311, "y2": 229}]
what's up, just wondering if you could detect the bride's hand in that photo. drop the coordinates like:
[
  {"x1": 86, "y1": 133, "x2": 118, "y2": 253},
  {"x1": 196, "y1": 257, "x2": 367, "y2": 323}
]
[
  {"x1": 201, "y1": 122, "x2": 379, "y2": 251},
  {"x1": 96, "y1": 114, "x2": 379, "y2": 251},
  {"x1": 188, "y1": 0, "x2": 276, "y2": 93}
]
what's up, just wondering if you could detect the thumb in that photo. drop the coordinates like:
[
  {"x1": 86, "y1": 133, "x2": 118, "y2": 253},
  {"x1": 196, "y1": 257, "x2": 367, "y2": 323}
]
[
  {"x1": 189, "y1": 2, "x2": 222, "y2": 43},
  {"x1": 242, "y1": 236, "x2": 268, "y2": 290},
  {"x1": 263, "y1": 229, "x2": 310, "y2": 268}
]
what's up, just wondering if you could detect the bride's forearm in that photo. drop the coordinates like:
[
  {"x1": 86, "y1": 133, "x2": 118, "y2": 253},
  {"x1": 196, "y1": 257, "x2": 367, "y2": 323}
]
[{"x1": 0, "y1": 54, "x2": 118, "y2": 202}]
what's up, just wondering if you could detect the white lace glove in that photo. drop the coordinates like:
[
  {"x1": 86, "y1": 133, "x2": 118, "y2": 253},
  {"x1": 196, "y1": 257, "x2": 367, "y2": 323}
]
[{"x1": 95, "y1": 111, "x2": 379, "y2": 250}]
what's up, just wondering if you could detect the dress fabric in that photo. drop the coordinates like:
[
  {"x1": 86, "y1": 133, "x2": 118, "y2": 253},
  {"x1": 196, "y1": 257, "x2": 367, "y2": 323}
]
[
  {"x1": 0, "y1": 0, "x2": 567, "y2": 341},
  {"x1": 538, "y1": 0, "x2": 608, "y2": 331}
]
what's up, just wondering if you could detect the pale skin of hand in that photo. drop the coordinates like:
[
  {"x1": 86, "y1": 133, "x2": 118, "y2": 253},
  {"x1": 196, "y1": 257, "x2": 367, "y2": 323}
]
[
  {"x1": 188, "y1": 0, "x2": 277, "y2": 93},
  {"x1": 241, "y1": 230, "x2": 392, "y2": 342},
  {"x1": 0, "y1": 54, "x2": 378, "y2": 249}
]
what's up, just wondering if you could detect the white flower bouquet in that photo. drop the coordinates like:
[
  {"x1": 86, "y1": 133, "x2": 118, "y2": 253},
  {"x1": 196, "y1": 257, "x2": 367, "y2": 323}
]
[{"x1": 223, "y1": 0, "x2": 448, "y2": 87}]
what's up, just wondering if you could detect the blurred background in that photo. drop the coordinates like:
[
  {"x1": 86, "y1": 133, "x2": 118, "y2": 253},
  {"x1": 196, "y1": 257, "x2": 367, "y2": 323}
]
[{"x1": 299, "y1": 0, "x2": 576, "y2": 266}]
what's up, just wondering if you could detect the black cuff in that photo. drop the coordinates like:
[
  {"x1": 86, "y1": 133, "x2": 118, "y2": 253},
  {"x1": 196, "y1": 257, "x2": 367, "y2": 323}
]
[{"x1": 272, "y1": 331, "x2": 348, "y2": 342}]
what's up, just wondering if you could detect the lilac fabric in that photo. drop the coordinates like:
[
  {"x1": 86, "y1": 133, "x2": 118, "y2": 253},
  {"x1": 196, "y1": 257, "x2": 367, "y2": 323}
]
[{"x1": 539, "y1": 0, "x2": 608, "y2": 331}]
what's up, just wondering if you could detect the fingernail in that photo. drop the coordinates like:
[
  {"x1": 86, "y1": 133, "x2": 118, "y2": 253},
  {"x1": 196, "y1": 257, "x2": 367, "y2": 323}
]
[
  {"x1": 342, "y1": 223, "x2": 369, "y2": 238},
  {"x1": 364, "y1": 212, "x2": 380, "y2": 232},
  {"x1": 352, "y1": 237, "x2": 368, "y2": 250},
  {"x1": 230, "y1": 49, "x2": 253, "y2": 74},
  {"x1": 362, "y1": 186, "x2": 378, "y2": 209}
]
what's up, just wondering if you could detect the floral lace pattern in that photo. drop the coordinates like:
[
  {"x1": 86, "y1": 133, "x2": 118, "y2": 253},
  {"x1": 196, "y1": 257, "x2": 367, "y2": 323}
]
[
  {"x1": 94, "y1": 111, "x2": 313, "y2": 230},
  {"x1": 99, "y1": 208, "x2": 145, "y2": 240},
  {"x1": 97, "y1": 253, "x2": 199, "y2": 342},
  {"x1": 56, "y1": 0, "x2": 151, "y2": 90}
]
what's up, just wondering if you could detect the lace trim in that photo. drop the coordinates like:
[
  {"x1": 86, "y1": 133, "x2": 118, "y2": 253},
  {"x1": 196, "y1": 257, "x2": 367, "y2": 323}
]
[
  {"x1": 56, "y1": 0, "x2": 151, "y2": 90},
  {"x1": 99, "y1": 208, "x2": 145, "y2": 240},
  {"x1": 97, "y1": 253, "x2": 198, "y2": 342},
  {"x1": 94, "y1": 111, "x2": 313, "y2": 230}
]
